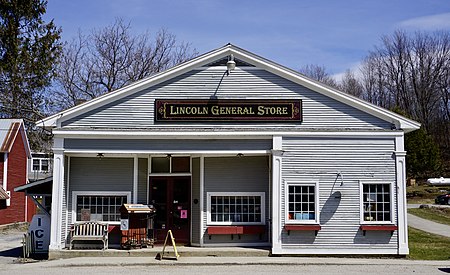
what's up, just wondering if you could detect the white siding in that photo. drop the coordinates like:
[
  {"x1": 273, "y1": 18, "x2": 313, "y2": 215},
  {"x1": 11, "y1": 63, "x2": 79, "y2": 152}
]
[
  {"x1": 66, "y1": 157, "x2": 134, "y2": 230},
  {"x1": 61, "y1": 68, "x2": 392, "y2": 130},
  {"x1": 280, "y1": 137, "x2": 398, "y2": 253},
  {"x1": 203, "y1": 156, "x2": 270, "y2": 244}
]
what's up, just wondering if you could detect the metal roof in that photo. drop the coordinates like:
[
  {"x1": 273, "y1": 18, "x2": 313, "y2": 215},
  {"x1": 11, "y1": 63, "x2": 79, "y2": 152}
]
[
  {"x1": 14, "y1": 176, "x2": 53, "y2": 195},
  {"x1": 0, "y1": 119, "x2": 31, "y2": 157}
]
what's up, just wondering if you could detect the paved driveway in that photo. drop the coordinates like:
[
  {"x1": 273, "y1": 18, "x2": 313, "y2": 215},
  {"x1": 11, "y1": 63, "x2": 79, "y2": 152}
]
[{"x1": 407, "y1": 204, "x2": 450, "y2": 238}]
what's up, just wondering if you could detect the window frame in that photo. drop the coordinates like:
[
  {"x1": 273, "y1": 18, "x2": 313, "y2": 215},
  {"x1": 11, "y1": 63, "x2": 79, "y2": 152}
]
[
  {"x1": 359, "y1": 181, "x2": 394, "y2": 225},
  {"x1": 284, "y1": 181, "x2": 320, "y2": 225},
  {"x1": 72, "y1": 191, "x2": 131, "y2": 225},
  {"x1": 207, "y1": 192, "x2": 266, "y2": 226},
  {"x1": 149, "y1": 155, "x2": 192, "y2": 175},
  {"x1": 31, "y1": 158, "x2": 50, "y2": 172}
]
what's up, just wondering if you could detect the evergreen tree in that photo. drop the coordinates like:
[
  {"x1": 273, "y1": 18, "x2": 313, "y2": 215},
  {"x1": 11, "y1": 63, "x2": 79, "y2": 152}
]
[
  {"x1": 0, "y1": 0, "x2": 61, "y2": 149},
  {"x1": 405, "y1": 127, "x2": 442, "y2": 178}
]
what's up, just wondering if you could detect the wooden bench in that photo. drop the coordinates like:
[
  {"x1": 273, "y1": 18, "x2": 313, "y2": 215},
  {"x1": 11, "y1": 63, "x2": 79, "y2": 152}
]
[
  {"x1": 207, "y1": 225, "x2": 266, "y2": 240},
  {"x1": 360, "y1": 225, "x2": 398, "y2": 236},
  {"x1": 70, "y1": 222, "x2": 109, "y2": 250}
]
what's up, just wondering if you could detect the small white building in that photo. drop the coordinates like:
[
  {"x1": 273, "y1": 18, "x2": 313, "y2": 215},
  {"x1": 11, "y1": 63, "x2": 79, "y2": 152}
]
[{"x1": 39, "y1": 44, "x2": 420, "y2": 256}]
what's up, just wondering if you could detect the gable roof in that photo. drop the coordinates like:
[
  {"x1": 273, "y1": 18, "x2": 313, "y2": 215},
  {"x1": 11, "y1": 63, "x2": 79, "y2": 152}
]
[
  {"x1": 38, "y1": 44, "x2": 420, "y2": 133},
  {"x1": 0, "y1": 119, "x2": 31, "y2": 158}
]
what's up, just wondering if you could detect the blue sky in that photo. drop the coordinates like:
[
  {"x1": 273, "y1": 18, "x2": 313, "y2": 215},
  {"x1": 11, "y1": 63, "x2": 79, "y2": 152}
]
[{"x1": 44, "y1": 0, "x2": 450, "y2": 80}]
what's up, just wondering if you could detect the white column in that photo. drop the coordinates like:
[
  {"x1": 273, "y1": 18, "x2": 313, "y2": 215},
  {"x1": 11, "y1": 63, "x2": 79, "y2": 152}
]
[
  {"x1": 49, "y1": 138, "x2": 64, "y2": 250},
  {"x1": 395, "y1": 135, "x2": 409, "y2": 255},
  {"x1": 199, "y1": 156, "x2": 205, "y2": 246},
  {"x1": 3, "y1": 152, "x2": 7, "y2": 190},
  {"x1": 271, "y1": 136, "x2": 283, "y2": 254},
  {"x1": 133, "y1": 155, "x2": 138, "y2": 203}
]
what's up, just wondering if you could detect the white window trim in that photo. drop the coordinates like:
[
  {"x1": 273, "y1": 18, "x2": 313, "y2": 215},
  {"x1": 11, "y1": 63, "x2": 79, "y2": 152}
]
[
  {"x1": 207, "y1": 192, "x2": 265, "y2": 225},
  {"x1": 359, "y1": 181, "x2": 394, "y2": 225},
  {"x1": 149, "y1": 155, "x2": 192, "y2": 175},
  {"x1": 72, "y1": 191, "x2": 131, "y2": 225},
  {"x1": 31, "y1": 158, "x2": 50, "y2": 172},
  {"x1": 284, "y1": 181, "x2": 320, "y2": 225}
]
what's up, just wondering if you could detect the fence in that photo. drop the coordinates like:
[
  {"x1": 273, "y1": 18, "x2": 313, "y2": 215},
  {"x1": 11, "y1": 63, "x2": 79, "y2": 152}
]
[{"x1": 22, "y1": 232, "x2": 35, "y2": 259}]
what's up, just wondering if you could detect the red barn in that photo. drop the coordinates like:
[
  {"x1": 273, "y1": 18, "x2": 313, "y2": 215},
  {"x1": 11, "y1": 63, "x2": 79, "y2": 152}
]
[{"x1": 0, "y1": 119, "x2": 34, "y2": 225}]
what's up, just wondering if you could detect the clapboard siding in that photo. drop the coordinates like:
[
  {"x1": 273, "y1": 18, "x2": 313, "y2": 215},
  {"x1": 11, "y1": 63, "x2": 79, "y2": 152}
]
[
  {"x1": 203, "y1": 156, "x2": 270, "y2": 244},
  {"x1": 281, "y1": 137, "x2": 398, "y2": 250},
  {"x1": 61, "y1": 68, "x2": 392, "y2": 130},
  {"x1": 64, "y1": 139, "x2": 272, "y2": 151},
  {"x1": 191, "y1": 158, "x2": 201, "y2": 245},
  {"x1": 67, "y1": 157, "x2": 134, "y2": 224}
]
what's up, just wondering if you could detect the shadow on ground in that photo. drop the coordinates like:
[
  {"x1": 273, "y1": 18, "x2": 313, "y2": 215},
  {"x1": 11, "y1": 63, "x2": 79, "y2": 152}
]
[{"x1": 0, "y1": 247, "x2": 22, "y2": 258}]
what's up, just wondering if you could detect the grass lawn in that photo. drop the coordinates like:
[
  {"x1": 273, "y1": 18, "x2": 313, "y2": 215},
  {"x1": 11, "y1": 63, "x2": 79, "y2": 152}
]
[
  {"x1": 407, "y1": 198, "x2": 435, "y2": 204},
  {"x1": 408, "y1": 227, "x2": 450, "y2": 260},
  {"x1": 408, "y1": 207, "x2": 450, "y2": 226},
  {"x1": 407, "y1": 184, "x2": 450, "y2": 205}
]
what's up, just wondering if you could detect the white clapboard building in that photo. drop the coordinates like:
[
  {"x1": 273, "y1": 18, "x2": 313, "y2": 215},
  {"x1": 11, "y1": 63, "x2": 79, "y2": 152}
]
[{"x1": 38, "y1": 44, "x2": 420, "y2": 256}]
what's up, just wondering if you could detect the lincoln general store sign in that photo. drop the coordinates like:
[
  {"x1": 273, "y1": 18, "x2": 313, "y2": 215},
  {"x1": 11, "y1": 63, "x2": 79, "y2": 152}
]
[{"x1": 155, "y1": 99, "x2": 302, "y2": 122}]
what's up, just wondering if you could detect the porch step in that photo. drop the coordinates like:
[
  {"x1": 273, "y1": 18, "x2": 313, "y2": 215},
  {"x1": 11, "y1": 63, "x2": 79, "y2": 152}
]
[{"x1": 48, "y1": 246, "x2": 271, "y2": 260}]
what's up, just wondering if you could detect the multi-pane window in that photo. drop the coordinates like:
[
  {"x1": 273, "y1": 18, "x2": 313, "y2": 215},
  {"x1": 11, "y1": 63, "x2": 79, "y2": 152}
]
[
  {"x1": 151, "y1": 156, "x2": 190, "y2": 173},
  {"x1": 208, "y1": 192, "x2": 265, "y2": 225},
  {"x1": 31, "y1": 158, "x2": 50, "y2": 172},
  {"x1": 41, "y1": 159, "x2": 49, "y2": 171},
  {"x1": 32, "y1": 159, "x2": 40, "y2": 171},
  {"x1": 286, "y1": 183, "x2": 318, "y2": 223},
  {"x1": 75, "y1": 194, "x2": 128, "y2": 222},
  {"x1": 362, "y1": 183, "x2": 391, "y2": 222}
]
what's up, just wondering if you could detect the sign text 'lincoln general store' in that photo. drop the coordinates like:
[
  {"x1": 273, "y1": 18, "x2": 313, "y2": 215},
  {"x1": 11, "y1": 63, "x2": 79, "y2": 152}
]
[{"x1": 155, "y1": 99, "x2": 302, "y2": 122}]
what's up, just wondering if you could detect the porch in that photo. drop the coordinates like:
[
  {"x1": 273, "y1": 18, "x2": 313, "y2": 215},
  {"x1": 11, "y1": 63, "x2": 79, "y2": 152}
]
[{"x1": 48, "y1": 245, "x2": 271, "y2": 260}]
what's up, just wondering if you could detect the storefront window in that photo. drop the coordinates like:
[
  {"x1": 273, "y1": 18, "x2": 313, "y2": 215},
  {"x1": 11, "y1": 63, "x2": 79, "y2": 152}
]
[
  {"x1": 361, "y1": 182, "x2": 392, "y2": 222},
  {"x1": 286, "y1": 182, "x2": 319, "y2": 223},
  {"x1": 207, "y1": 192, "x2": 265, "y2": 225},
  {"x1": 73, "y1": 192, "x2": 130, "y2": 223}
]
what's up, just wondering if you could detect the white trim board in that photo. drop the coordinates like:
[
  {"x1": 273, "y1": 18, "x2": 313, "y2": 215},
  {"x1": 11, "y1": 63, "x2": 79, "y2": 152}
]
[{"x1": 52, "y1": 130, "x2": 406, "y2": 139}]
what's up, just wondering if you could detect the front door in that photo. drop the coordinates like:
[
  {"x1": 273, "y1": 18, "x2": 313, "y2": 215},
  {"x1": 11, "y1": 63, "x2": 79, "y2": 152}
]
[{"x1": 149, "y1": 177, "x2": 191, "y2": 244}]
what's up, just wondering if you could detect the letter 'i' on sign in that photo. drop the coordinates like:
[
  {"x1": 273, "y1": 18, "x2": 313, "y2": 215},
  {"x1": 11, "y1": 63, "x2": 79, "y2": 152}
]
[{"x1": 28, "y1": 214, "x2": 51, "y2": 253}]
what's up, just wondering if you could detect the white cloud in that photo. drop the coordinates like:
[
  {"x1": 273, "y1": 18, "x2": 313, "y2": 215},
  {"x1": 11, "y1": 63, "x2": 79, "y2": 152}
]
[
  {"x1": 332, "y1": 62, "x2": 363, "y2": 83},
  {"x1": 399, "y1": 13, "x2": 450, "y2": 30}
]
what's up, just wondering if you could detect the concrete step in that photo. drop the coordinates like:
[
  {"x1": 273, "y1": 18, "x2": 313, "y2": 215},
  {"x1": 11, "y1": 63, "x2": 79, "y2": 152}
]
[{"x1": 49, "y1": 246, "x2": 271, "y2": 260}]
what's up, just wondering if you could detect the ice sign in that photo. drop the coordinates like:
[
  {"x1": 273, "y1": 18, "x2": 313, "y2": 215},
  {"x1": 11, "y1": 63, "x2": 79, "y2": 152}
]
[{"x1": 28, "y1": 214, "x2": 50, "y2": 253}]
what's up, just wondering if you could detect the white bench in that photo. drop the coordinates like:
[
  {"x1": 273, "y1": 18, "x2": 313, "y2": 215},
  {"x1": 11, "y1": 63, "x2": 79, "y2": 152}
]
[{"x1": 70, "y1": 222, "x2": 109, "y2": 250}]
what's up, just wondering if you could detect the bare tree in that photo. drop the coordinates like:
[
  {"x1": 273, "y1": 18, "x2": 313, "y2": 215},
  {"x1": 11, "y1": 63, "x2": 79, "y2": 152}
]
[
  {"x1": 298, "y1": 64, "x2": 338, "y2": 88},
  {"x1": 338, "y1": 69, "x2": 363, "y2": 97},
  {"x1": 52, "y1": 18, "x2": 198, "y2": 111},
  {"x1": 359, "y1": 30, "x2": 450, "y2": 172}
]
